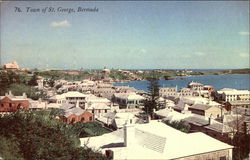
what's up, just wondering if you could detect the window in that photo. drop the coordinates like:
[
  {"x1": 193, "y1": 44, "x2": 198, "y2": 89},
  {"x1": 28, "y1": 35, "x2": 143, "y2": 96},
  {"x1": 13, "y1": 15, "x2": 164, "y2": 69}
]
[
  {"x1": 71, "y1": 118, "x2": 75, "y2": 123},
  {"x1": 9, "y1": 103, "x2": 12, "y2": 107},
  {"x1": 17, "y1": 103, "x2": 21, "y2": 109},
  {"x1": 89, "y1": 116, "x2": 92, "y2": 121},
  {"x1": 81, "y1": 117, "x2": 85, "y2": 122},
  {"x1": 105, "y1": 109, "x2": 107, "y2": 113},
  {"x1": 1, "y1": 103, "x2": 3, "y2": 107}
]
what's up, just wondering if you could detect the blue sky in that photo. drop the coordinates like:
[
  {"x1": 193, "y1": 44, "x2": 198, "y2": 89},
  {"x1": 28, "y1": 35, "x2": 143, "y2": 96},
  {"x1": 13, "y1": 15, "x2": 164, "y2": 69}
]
[{"x1": 1, "y1": 1, "x2": 249, "y2": 69}]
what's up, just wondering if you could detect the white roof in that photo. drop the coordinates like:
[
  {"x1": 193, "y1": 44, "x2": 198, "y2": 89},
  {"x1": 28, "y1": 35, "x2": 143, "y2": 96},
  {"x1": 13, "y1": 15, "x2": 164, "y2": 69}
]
[
  {"x1": 81, "y1": 120, "x2": 233, "y2": 160},
  {"x1": 51, "y1": 91, "x2": 88, "y2": 100},
  {"x1": 87, "y1": 103, "x2": 110, "y2": 110},
  {"x1": 181, "y1": 96, "x2": 220, "y2": 106},
  {"x1": 155, "y1": 109, "x2": 192, "y2": 121},
  {"x1": 114, "y1": 92, "x2": 145, "y2": 100},
  {"x1": 188, "y1": 81, "x2": 203, "y2": 86},
  {"x1": 29, "y1": 100, "x2": 47, "y2": 109},
  {"x1": 86, "y1": 95, "x2": 110, "y2": 103},
  {"x1": 47, "y1": 103, "x2": 61, "y2": 108},
  {"x1": 64, "y1": 107, "x2": 86, "y2": 117},
  {"x1": 63, "y1": 91, "x2": 88, "y2": 98},
  {"x1": 218, "y1": 89, "x2": 250, "y2": 95}
]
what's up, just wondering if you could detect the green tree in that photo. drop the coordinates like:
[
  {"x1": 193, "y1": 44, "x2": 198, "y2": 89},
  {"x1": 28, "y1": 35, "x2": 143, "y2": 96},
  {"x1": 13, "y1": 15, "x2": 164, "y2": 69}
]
[
  {"x1": 143, "y1": 72, "x2": 160, "y2": 118},
  {"x1": 0, "y1": 71, "x2": 21, "y2": 95},
  {"x1": 0, "y1": 136, "x2": 23, "y2": 159},
  {"x1": 162, "y1": 120, "x2": 191, "y2": 133},
  {"x1": 28, "y1": 72, "x2": 38, "y2": 86},
  {"x1": 8, "y1": 83, "x2": 45, "y2": 100},
  {"x1": 0, "y1": 110, "x2": 109, "y2": 160},
  {"x1": 70, "y1": 122, "x2": 111, "y2": 138}
]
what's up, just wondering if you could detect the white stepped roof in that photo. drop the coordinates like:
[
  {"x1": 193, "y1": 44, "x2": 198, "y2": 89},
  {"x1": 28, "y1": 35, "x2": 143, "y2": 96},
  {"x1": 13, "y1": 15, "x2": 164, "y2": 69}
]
[
  {"x1": 87, "y1": 103, "x2": 110, "y2": 110},
  {"x1": 81, "y1": 120, "x2": 233, "y2": 160},
  {"x1": 218, "y1": 89, "x2": 250, "y2": 95},
  {"x1": 114, "y1": 92, "x2": 145, "y2": 100}
]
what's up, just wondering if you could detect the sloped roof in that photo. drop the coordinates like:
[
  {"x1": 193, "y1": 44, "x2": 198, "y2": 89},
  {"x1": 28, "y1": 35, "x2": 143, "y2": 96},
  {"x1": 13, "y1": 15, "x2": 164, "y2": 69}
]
[
  {"x1": 63, "y1": 91, "x2": 88, "y2": 98},
  {"x1": 155, "y1": 109, "x2": 191, "y2": 121},
  {"x1": 0, "y1": 95, "x2": 28, "y2": 101},
  {"x1": 188, "y1": 104, "x2": 213, "y2": 111},
  {"x1": 183, "y1": 116, "x2": 209, "y2": 126},
  {"x1": 87, "y1": 103, "x2": 110, "y2": 110},
  {"x1": 80, "y1": 120, "x2": 233, "y2": 160},
  {"x1": 86, "y1": 96, "x2": 110, "y2": 103},
  {"x1": 64, "y1": 107, "x2": 85, "y2": 117},
  {"x1": 60, "y1": 103, "x2": 75, "y2": 110},
  {"x1": 114, "y1": 92, "x2": 145, "y2": 100}
]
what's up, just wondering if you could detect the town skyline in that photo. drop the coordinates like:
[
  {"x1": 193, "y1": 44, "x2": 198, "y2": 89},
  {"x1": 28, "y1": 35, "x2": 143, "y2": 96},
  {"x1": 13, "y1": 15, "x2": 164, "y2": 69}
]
[{"x1": 1, "y1": 1, "x2": 249, "y2": 69}]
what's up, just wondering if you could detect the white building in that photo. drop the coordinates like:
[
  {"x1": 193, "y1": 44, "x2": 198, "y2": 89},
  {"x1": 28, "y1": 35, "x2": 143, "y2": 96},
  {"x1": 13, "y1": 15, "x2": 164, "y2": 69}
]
[
  {"x1": 48, "y1": 91, "x2": 89, "y2": 108},
  {"x1": 188, "y1": 81, "x2": 204, "y2": 90},
  {"x1": 218, "y1": 88, "x2": 250, "y2": 102},
  {"x1": 81, "y1": 120, "x2": 233, "y2": 160},
  {"x1": 112, "y1": 92, "x2": 145, "y2": 109},
  {"x1": 159, "y1": 86, "x2": 177, "y2": 98}
]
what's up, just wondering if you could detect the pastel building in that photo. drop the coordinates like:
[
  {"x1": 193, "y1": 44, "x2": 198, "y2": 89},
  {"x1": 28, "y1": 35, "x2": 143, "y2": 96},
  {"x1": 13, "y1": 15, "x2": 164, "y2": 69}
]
[
  {"x1": 0, "y1": 91, "x2": 29, "y2": 112},
  {"x1": 112, "y1": 92, "x2": 145, "y2": 109},
  {"x1": 60, "y1": 102, "x2": 94, "y2": 124}
]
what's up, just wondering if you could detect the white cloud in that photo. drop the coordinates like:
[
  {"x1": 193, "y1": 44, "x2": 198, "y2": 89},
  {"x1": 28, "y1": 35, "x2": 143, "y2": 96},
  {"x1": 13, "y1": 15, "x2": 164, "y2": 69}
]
[
  {"x1": 49, "y1": 20, "x2": 71, "y2": 27},
  {"x1": 239, "y1": 31, "x2": 250, "y2": 36},
  {"x1": 193, "y1": 52, "x2": 205, "y2": 56},
  {"x1": 139, "y1": 48, "x2": 147, "y2": 54},
  {"x1": 239, "y1": 53, "x2": 249, "y2": 57}
]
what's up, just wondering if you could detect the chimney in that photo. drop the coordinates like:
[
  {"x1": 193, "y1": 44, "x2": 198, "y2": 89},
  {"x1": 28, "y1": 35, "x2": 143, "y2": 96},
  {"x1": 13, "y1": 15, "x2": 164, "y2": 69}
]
[
  {"x1": 23, "y1": 93, "x2": 27, "y2": 99},
  {"x1": 8, "y1": 90, "x2": 12, "y2": 96},
  {"x1": 208, "y1": 117, "x2": 211, "y2": 125},
  {"x1": 146, "y1": 115, "x2": 151, "y2": 123},
  {"x1": 76, "y1": 100, "x2": 80, "y2": 108},
  {"x1": 123, "y1": 117, "x2": 135, "y2": 147}
]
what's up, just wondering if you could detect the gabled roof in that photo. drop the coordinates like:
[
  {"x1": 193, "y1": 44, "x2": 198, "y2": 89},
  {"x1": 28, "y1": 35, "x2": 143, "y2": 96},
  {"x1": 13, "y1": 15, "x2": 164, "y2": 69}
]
[
  {"x1": 188, "y1": 104, "x2": 213, "y2": 111},
  {"x1": 0, "y1": 95, "x2": 28, "y2": 101},
  {"x1": 64, "y1": 107, "x2": 86, "y2": 117}
]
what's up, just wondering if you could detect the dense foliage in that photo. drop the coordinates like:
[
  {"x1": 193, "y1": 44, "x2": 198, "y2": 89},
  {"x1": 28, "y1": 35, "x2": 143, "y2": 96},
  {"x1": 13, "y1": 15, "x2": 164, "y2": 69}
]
[
  {"x1": 0, "y1": 110, "x2": 109, "y2": 160},
  {"x1": 71, "y1": 122, "x2": 111, "y2": 138},
  {"x1": 232, "y1": 133, "x2": 250, "y2": 160},
  {"x1": 143, "y1": 72, "x2": 160, "y2": 118},
  {"x1": 162, "y1": 120, "x2": 191, "y2": 133},
  {"x1": 0, "y1": 71, "x2": 45, "y2": 100},
  {"x1": 37, "y1": 70, "x2": 95, "y2": 81}
]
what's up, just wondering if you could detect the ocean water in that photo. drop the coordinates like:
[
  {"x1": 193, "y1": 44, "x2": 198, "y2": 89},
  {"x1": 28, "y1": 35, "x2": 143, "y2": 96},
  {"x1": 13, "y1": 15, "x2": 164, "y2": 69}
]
[{"x1": 114, "y1": 74, "x2": 250, "y2": 92}]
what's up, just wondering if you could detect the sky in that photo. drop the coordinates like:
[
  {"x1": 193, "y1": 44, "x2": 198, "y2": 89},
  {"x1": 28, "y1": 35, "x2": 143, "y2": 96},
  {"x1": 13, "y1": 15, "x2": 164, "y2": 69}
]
[{"x1": 0, "y1": 1, "x2": 249, "y2": 70}]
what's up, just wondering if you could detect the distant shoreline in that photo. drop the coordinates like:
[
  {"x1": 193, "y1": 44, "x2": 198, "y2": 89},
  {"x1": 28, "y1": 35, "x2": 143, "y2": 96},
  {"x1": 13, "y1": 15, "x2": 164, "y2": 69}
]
[{"x1": 1, "y1": 68, "x2": 249, "y2": 83}]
